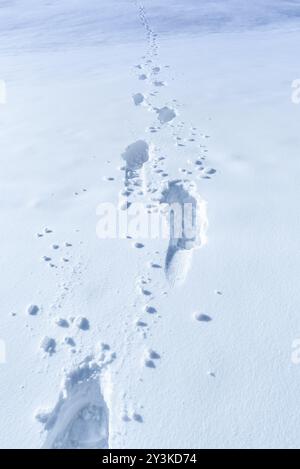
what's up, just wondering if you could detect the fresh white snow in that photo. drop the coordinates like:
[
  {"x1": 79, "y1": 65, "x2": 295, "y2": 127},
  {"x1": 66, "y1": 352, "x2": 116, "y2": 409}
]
[{"x1": 0, "y1": 0, "x2": 300, "y2": 449}]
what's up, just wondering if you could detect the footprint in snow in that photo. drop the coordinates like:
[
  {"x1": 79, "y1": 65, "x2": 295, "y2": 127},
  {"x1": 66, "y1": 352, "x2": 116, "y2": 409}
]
[
  {"x1": 156, "y1": 106, "x2": 177, "y2": 124},
  {"x1": 40, "y1": 336, "x2": 56, "y2": 355},
  {"x1": 160, "y1": 180, "x2": 208, "y2": 286},
  {"x1": 132, "y1": 93, "x2": 144, "y2": 106},
  {"x1": 37, "y1": 357, "x2": 109, "y2": 449}
]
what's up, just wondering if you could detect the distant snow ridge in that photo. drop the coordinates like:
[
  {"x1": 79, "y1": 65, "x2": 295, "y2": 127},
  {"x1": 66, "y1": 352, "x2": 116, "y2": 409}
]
[
  {"x1": 37, "y1": 357, "x2": 110, "y2": 449},
  {"x1": 160, "y1": 180, "x2": 208, "y2": 286}
]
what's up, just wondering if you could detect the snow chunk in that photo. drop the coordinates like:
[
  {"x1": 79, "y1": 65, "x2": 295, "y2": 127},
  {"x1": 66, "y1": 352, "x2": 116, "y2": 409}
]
[
  {"x1": 194, "y1": 313, "x2": 212, "y2": 322},
  {"x1": 55, "y1": 318, "x2": 69, "y2": 328},
  {"x1": 145, "y1": 306, "x2": 157, "y2": 314},
  {"x1": 27, "y1": 304, "x2": 39, "y2": 316},
  {"x1": 75, "y1": 316, "x2": 90, "y2": 331}
]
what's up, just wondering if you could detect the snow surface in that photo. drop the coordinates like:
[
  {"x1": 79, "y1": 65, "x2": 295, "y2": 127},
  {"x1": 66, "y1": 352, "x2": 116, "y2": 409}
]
[{"x1": 1, "y1": 0, "x2": 300, "y2": 449}]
